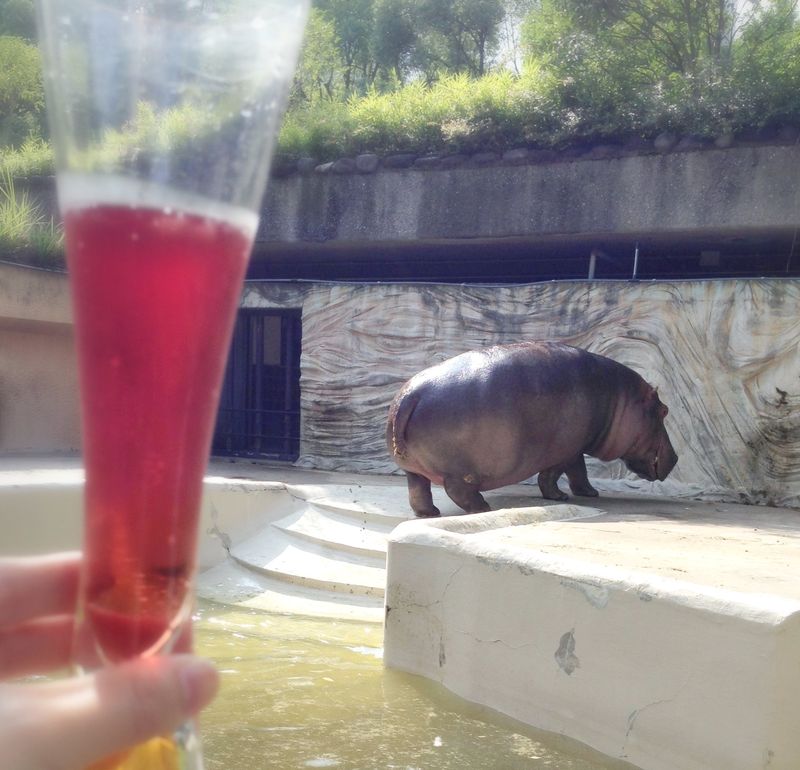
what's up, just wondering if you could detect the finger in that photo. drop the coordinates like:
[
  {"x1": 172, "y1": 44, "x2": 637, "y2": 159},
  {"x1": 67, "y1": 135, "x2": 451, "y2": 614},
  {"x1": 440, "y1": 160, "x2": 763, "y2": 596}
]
[
  {"x1": 0, "y1": 552, "x2": 80, "y2": 626},
  {"x1": 0, "y1": 616, "x2": 74, "y2": 678},
  {"x1": 0, "y1": 655, "x2": 219, "y2": 770}
]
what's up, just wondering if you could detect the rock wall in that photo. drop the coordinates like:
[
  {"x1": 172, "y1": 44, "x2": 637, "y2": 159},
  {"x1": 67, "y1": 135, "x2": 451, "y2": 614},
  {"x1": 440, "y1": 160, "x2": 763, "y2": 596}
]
[{"x1": 244, "y1": 278, "x2": 800, "y2": 507}]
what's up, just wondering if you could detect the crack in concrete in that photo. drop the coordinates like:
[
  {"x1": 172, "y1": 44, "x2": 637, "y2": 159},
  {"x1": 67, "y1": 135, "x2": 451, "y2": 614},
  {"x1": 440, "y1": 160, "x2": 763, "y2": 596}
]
[
  {"x1": 450, "y1": 629, "x2": 539, "y2": 651},
  {"x1": 622, "y1": 673, "x2": 692, "y2": 754},
  {"x1": 206, "y1": 502, "x2": 232, "y2": 553}
]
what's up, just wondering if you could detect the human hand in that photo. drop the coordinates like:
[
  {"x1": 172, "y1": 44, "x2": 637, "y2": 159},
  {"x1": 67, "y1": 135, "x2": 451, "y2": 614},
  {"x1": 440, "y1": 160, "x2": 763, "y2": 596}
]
[{"x1": 0, "y1": 553, "x2": 219, "y2": 770}]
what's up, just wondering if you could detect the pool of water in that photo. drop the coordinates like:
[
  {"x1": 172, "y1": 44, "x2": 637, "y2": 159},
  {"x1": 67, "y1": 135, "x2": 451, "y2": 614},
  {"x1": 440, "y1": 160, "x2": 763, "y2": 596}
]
[{"x1": 195, "y1": 601, "x2": 633, "y2": 770}]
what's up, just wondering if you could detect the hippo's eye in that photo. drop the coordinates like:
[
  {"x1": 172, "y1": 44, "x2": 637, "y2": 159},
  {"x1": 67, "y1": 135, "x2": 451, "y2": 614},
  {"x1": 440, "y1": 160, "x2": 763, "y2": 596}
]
[{"x1": 658, "y1": 403, "x2": 669, "y2": 419}]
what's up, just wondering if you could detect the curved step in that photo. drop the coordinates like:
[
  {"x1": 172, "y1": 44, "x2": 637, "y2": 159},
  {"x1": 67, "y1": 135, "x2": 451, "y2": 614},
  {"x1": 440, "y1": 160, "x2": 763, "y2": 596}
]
[
  {"x1": 272, "y1": 504, "x2": 398, "y2": 557},
  {"x1": 197, "y1": 558, "x2": 383, "y2": 623},
  {"x1": 230, "y1": 527, "x2": 386, "y2": 598},
  {"x1": 285, "y1": 484, "x2": 413, "y2": 524}
]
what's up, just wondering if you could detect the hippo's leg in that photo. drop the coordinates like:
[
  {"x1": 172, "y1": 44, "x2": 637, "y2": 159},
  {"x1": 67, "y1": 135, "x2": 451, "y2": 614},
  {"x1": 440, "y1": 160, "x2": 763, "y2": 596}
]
[
  {"x1": 443, "y1": 474, "x2": 491, "y2": 514},
  {"x1": 406, "y1": 471, "x2": 441, "y2": 517},
  {"x1": 564, "y1": 454, "x2": 599, "y2": 498},
  {"x1": 537, "y1": 466, "x2": 569, "y2": 501}
]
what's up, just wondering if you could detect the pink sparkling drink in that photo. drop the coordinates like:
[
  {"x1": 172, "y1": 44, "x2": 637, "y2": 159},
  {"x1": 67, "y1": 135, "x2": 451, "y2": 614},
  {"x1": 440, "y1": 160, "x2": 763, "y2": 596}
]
[{"x1": 63, "y1": 177, "x2": 257, "y2": 663}]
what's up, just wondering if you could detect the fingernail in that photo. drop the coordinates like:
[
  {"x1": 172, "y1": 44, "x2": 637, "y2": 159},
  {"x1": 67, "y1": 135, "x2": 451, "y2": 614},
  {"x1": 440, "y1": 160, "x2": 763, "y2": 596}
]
[{"x1": 178, "y1": 657, "x2": 220, "y2": 714}]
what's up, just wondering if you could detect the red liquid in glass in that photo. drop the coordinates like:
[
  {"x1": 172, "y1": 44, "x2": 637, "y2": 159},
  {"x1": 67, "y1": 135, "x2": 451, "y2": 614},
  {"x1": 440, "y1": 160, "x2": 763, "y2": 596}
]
[{"x1": 64, "y1": 202, "x2": 252, "y2": 663}]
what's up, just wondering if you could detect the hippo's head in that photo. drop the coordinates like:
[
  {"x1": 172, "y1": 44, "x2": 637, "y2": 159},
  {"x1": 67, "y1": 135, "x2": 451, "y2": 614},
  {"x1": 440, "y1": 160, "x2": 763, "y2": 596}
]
[{"x1": 622, "y1": 388, "x2": 678, "y2": 482}]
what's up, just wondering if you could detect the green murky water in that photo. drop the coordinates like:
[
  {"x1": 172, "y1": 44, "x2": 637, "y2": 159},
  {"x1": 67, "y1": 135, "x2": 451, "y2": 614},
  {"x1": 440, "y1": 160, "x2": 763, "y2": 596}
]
[{"x1": 195, "y1": 602, "x2": 630, "y2": 770}]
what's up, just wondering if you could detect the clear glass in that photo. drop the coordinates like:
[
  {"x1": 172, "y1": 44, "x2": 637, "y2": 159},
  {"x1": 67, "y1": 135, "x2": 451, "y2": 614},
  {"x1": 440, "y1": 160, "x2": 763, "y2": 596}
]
[{"x1": 34, "y1": 1, "x2": 309, "y2": 768}]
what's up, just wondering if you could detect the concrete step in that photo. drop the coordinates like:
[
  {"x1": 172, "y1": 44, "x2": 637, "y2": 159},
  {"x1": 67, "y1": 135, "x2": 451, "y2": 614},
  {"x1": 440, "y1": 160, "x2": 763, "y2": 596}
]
[
  {"x1": 271, "y1": 504, "x2": 398, "y2": 557},
  {"x1": 296, "y1": 485, "x2": 413, "y2": 524},
  {"x1": 230, "y1": 526, "x2": 387, "y2": 598},
  {"x1": 197, "y1": 558, "x2": 384, "y2": 623}
]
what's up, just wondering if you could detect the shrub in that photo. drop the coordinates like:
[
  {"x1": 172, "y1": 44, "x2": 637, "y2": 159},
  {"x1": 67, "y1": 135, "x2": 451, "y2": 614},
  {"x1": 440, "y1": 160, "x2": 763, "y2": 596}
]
[
  {"x1": 0, "y1": 137, "x2": 54, "y2": 178},
  {"x1": 0, "y1": 36, "x2": 45, "y2": 148},
  {"x1": 0, "y1": 166, "x2": 63, "y2": 266}
]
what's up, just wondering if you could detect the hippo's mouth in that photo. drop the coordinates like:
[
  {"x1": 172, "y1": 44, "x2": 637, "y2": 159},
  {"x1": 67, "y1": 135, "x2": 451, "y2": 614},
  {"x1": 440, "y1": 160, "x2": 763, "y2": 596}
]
[
  {"x1": 625, "y1": 445, "x2": 678, "y2": 482},
  {"x1": 624, "y1": 456, "x2": 659, "y2": 482}
]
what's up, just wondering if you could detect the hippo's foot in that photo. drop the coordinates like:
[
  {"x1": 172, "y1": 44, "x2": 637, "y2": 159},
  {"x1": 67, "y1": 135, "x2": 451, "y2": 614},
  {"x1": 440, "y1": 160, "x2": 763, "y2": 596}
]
[
  {"x1": 537, "y1": 467, "x2": 569, "y2": 501},
  {"x1": 539, "y1": 455, "x2": 600, "y2": 501},
  {"x1": 564, "y1": 454, "x2": 599, "y2": 498},
  {"x1": 570, "y1": 483, "x2": 599, "y2": 498},
  {"x1": 444, "y1": 474, "x2": 491, "y2": 514},
  {"x1": 406, "y1": 471, "x2": 441, "y2": 517}
]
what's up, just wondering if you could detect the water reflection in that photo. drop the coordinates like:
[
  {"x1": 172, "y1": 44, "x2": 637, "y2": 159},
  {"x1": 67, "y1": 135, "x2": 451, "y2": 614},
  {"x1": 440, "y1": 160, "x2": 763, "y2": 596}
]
[{"x1": 195, "y1": 601, "x2": 632, "y2": 770}]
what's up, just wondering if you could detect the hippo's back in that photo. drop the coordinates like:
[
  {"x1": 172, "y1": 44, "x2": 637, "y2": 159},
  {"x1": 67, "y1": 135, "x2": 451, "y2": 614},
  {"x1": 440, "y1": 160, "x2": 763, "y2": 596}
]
[{"x1": 387, "y1": 342, "x2": 630, "y2": 488}]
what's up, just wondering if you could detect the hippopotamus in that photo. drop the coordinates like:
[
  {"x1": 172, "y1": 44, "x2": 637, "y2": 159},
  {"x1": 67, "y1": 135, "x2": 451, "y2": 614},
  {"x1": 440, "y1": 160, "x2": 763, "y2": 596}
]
[{"x1": 386, "y1": 341, "x2": 678, "y2": 516}]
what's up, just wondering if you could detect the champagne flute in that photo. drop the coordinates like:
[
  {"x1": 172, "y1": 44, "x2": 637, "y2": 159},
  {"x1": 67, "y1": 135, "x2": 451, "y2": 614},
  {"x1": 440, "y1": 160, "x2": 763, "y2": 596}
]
[{"x1": 34, "y1": 1, "x2": 309, "y2": 767}]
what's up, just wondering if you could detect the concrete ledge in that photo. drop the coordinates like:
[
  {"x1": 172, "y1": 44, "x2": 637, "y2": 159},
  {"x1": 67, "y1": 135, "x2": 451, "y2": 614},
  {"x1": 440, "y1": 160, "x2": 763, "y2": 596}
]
[
  {"x1": 0, "y1": 467, "x2": 299, "y2": 566},
  {"x1": 260, "y1": 145, "x2": 800, "y2": 245},
  {"x1": 384, "y1": 503, "x2": 800, "y2": 770}
]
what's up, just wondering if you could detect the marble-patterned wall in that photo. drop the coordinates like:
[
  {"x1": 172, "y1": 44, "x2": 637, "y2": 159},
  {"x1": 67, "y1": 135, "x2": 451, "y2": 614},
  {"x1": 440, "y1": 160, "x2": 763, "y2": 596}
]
[{"x1": 242, "y1": 279, "x2": 799, "y2": 508}]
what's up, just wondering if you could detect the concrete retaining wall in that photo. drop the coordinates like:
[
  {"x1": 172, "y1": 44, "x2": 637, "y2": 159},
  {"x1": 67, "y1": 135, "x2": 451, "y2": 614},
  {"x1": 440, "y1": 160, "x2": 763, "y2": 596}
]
[
  {"x1": 0, "y1": 262, "x2": 79, "y2": 453},
  {"x1": 20, "y1": 144, "x2": 800, "y2": 247},
  {"x1": 260, "y1": 144, "x2": 800, "y2": 244}
]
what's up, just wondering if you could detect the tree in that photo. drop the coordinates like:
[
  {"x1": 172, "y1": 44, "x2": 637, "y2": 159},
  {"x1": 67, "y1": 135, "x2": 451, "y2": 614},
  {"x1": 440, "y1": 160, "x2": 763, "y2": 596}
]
[
  {"x1": 416, "y1": 0, "x2": 506, "y2": 77},
  {"x1": 372, "y1": 0, "x2": 418, "y2": 84},
  {"x1": 291, "y1": 8, "x2": 343, "y2": 103},
  {"x1": 524, "y1": 0, "x2": 799, "y2": 82},
  {"x1": 561, "y1": 0, "x2": 740, "y2": 78},
  {"x1": 0, "y1": 36, "x2": 45, "y2": 147},
  {"x1": 730, "y1": 0, "x2": 800, "y2": 125},
  {"x1": 315, "y1": 0, "x2": 380, "y2": 96},
  {"x1": 497, "y1": 0, "x2": 538, "y2": 74},
  {"x1": 0, "y1": 0, "x2": 36, "y2": 41}
]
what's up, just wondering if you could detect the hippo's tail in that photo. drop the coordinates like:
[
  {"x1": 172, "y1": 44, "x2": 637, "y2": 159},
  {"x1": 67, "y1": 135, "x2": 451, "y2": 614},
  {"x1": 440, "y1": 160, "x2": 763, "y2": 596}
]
[{"x1": 386, "y1": 389, "x2": 420, "y2": 461}]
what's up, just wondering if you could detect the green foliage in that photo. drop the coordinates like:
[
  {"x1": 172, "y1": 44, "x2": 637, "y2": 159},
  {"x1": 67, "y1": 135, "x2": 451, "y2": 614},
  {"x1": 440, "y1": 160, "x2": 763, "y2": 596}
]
[
  {"x1": 315, "y1": 0, "x2": 381, "y2": 96},
  {"x1": 4, "y1": 0, "x2": 800, "y2": 181},
  {"x1": 0, "y1": 166, "x2": 63, "y2": 267},
  {"x1": 277, "y1": 68, "x2": 568, "y2": 158},
  {"x1": 291, "y1": 8, "x2": 343, "y2": 103},
  {"x1": 730, "y1": 0, "x2": 800, "y2": 127},
  {"x1": 0, "y1": 0, "x2": 36, "y2": 40},
  {"x1": 0, "y1": 36, "x2": 46, "y2": 149},
  {"x1": 279, "y1": 101, "x2": 356, "y2": 159},
  {"x1": 298, "y1": 0, "x2": 511, "y2": 102},
  {"x1": 0, "y1": 137, "x2": 53, "y2": 178},
  {"x1": 414, "y1": 0, "x2": 506, "y2": 78},
  {"x1": 519, "y1": 0, "x2": 800, "y2": 140}
]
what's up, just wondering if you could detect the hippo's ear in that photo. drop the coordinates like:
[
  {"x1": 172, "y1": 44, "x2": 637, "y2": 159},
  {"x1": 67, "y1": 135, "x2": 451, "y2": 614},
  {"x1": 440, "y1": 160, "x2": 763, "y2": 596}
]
[{"x1": 645, "y1": 386, "x2": 668, "y2": 419}]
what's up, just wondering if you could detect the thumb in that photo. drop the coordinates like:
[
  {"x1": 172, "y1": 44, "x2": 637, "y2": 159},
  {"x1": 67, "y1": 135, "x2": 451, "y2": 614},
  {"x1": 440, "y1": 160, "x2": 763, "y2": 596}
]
[{"x1": 3, "y1": 655, "x2": 219, "y2": 770}]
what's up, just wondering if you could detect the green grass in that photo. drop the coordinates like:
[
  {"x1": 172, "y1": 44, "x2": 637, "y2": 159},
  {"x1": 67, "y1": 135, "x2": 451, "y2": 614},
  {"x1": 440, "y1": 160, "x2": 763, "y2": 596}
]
[
  {"x1": 0, "y1": 137, "x2": 53, "y2": 179},
  {"x1": 0, "y1": 166, "x2": 63, "y2": 268},
  {"x1": 277, "y1": 70, "x2": 566, "y2": 159},
  {"x1": 4, "y1": 63, "x2": 800, "y2": 180}
]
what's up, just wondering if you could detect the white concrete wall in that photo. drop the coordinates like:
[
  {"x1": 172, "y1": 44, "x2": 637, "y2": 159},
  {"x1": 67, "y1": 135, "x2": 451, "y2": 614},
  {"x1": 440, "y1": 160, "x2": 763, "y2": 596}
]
[{"x1": 384, "y1": 507, "x2": 800, "y2": 770}]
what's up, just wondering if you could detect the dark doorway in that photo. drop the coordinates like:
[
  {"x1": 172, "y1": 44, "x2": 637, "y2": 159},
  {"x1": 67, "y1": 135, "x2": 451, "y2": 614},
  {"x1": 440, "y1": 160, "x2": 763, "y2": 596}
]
[{"x1": 213, "y1": 309, "x2": 301, "y2": 461}]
